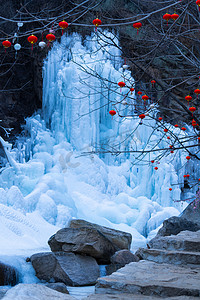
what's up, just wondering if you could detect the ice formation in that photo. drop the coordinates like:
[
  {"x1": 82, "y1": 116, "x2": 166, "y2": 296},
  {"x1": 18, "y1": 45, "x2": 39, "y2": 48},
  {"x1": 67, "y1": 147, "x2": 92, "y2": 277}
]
[{"x1": 0, "y1": 32, "x2": 198, "y2": 281}]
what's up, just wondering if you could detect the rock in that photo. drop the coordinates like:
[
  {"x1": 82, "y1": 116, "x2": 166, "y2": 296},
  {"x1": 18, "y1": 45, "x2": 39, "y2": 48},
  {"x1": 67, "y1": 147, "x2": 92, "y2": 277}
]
[
  {"x1": 157, "y1": 216, "x2": 200, "y2": 237},
  {"x1": 69, "y1": 219, "x2": 132, "y2": 251},
  {"x1": 45, "y1": 282, "x2": 69, "y2": 294},
  {"x1": 106, "y1": 250, "x2": 139, "y2": 275},
  {"x1": 31, "y1": 252, "x2": 99, "y2": 286},
  {"x1": 83, "y1": 295, "x2": 197, "y2": 300},
  {"x1": 148, "y1": 230, "x2": 200, "y2": 252},
  {"x1": 180, "y1": 200, "x2": 200, "y2": 226},
  {"x1": 0, "y1": 262, "x2": 19, "y2": 286},
  {"x1": 95, "y1": 261, "x2": 200, "y2": 297},
  {"x1": 2, "y1": 284, "x2": 76, "y2": 300},
  {"x1": 48, "y1": 227, "x2": 117, "y2": 264}
]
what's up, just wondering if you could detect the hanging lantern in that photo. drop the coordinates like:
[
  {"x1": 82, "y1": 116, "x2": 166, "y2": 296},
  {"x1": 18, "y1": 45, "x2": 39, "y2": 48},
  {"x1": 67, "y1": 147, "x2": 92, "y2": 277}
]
[
  {"x1": 39, "y1": 41, "x2": 46, "y2": 49},
  {"x1": 93, "y1": 18, "x2": 102, "y2": 31},
  {"x1": 186, "y1": 174, "x2": 190, "y2": 178},
  {"x1": 169, "y1": 145, "x2": 173, "y2": 149},
  {"x1": 46, "y1": 33, "x2": 56, "y2": 46},
  {"x1": 14, "y1": 43, "x2": 21, "y2": 51},
  {"x1": 118, "y1": 81, "x2": 125, "y2": 92},
  {"x1": 151, "y1": 80, "x2": 156, "y2": 87},
  {"x1": 192, "y1": 119, "x2": 197, "y2": 127},
  {"x1": 59, "y1": 20, "x2": 69, "y2": 35},
  {"x1": 164, "y1": 128, "x2": 168, "y2": 133},
  {"x1": 17, "y1": 22, "x2": 23, "y2": 28},
  {"x1": 2, "y1": 40, "x2": 11, "y2": 52},
  {"x1": 196, "y1": 0, "x2": 200, "y2": 11},
  {"x1": 170, "y1": 150, "x2": 174, "y2": 153},
  {"x1": 139, "y1": 114, "x2": 145, "y2": 120},
  {"x1": 142, "y1": 95, "x2": 149, "y2": 101},
  {"x1": 171, "y1": 13, "x2": 179, "y2": 21},
  {"x1": 167, "y1": 136, "x2": 170, "y2": 139},
  {"x1": 130, "y1": 88, "x2": 134, "y2": 94},
  {"x1": 181, "y1": 127, "x2": 186, "y2": 131},
  {"x1": 158, "y1": 117, "x2": 162, "y2": 121},
  {"x1": 183, "y1": 175, "x2": 187, "y2": 178},
  {"x1": 186, "y1": 156, "x2": 191, "y2": 161},
  {"x1": 133, "y1": 22, "x2": 142, "y2": 35},
  {"x1": 194, "y1": 88, "x2": 200, "y2": 98},
  {"x1": 185, "y1": 95, "x2": 192, "y2": 104},
  {"x1": 154, "y1": 167, "x2": 158, "y2": 170},
  {"x1": 198, "y1": 137, "x2": 200, "y2": 141},
  {"x1": 163, "y1": 13, "x2": 171, "y2": 26},
  {"x1": 137, "y1": 91, "x2": 142, "y2": 96},
  {"x1": 174, "y1": 124, "x2": 179, "y2": 128},
  {"x1": 109, "y1": 110, "x2": 116, "y2": 117},
  {"x1": 27, "y1": 34, "x2": 38, "y2": 50},
  {"x1": 169, "y1": 188, "x2": 172, "y2": 191},
  {"x1": 151, "y1": 160, "x2": 155, "y2": 163},
  {"x1": 189, "y1": 106, "x2": 196, "y2": 116}
]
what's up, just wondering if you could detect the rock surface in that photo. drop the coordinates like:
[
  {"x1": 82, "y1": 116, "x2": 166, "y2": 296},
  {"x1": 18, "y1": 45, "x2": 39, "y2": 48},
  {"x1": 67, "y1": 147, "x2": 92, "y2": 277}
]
[
  {"x1": 83, "y1": 295, "x2": 198, "y2": 300},
  {"x1": 31, "y1": 252, "x2": 99, "y2": 286},
  {"x1": 0, "y1": 262, "x2": 19, "y2": 286},
  {"x1": 1, "y1": 284, "x2": 76, "y2": 300},
  {"x1": 180, "y1": 200, "x2": 200, "y2": 226},
  {"x1": 45, "y1": 282, "x2": 69, "y2": 294},
  {"x1": 157, "y1": 216, "x2": 200, "y2": 237},
  {"x1": 69, "y1": 219, "x2": 132, "y2": 250},
  {"x1": 48, "y1": 227, "x2": 117, "y2": 264},
  {"x1": 95, "y1": 261, "x2": 200, "y2": 297}
]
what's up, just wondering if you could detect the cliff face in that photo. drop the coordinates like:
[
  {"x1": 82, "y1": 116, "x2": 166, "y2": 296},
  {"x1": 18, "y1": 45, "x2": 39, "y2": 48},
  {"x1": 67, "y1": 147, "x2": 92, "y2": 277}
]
[{"x1": 0, "y1": 0, "x2": 198, "y2": 142}]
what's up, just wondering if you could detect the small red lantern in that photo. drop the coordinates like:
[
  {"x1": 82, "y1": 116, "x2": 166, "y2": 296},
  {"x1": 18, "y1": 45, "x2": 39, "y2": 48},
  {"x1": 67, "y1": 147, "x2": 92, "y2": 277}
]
[
  {"x1": 151, "y1": 160, "x2": 155, "y2": 163},
  {"x1": 59, "y1": 20, "x2": 68, "y2": 35},
  {"x1": 142, "y1": 95, "x2": 149, "y2": 101},
  {"x1": 183, "y1": 175, "x2": 187, "y2": 178},
  {"x1": 192, "y1": 119, "x2": 197, "y2": 127},
  {"x1": 181, "y1": 127, "x2": 186, "y2": 131},
  {"x1": 2, "y1": 40, "x2": 11, "y2": 52},
  {"x1": 158, "y1": 117, "x2": 162, "y2": 121},
  {"x1": 93, "y1": 18, "x2": 102, "y2": 31},
  {"x1": 185, "y1": 95, "x2": 192, "y2": 104},
  {"x1": 164, "y1": 128, "x2": 168, "y2": 133},
  {"x1": 27, "y1": 34, "x2": 38, "y2": 50},
  {"x1": 109, "y1": 110, "x2": 116, "y2": 119},
  {"x1": 186, "y1": 174, "x2": 190, "y2": 178},
  {"x1": 163, "y1": 13, "x2": 171, "y2": 26},
  {"x1": 139, "y1": 114, "x2": 145, "y2": 120},
  {"x1": 189, "y1": 106, "x2": 196, "y2": 116},
  {"x1": 154, "y1": 167, "x2": 158, "y2": 170},
  {"x1": 118, "y1": 81, "x2": 125, "y2": 92},
  {"x1": 46, "y1": 33, "x2": 56, "y2": 44},
  {"x1": 198, "y1": 137, "x2": 200, "y2": 141},
  {"x1": 151, "y1": 80, "x2": 156, "y2": 87},
  {"x1": 171, "y1": 13, "x2": 179, "y2": 21},
  {"x1": 186, "y1": 156, "x2": 191, "y2": 161},
  {"x1": 133, "y1": 22, "x2": 142, "y2": 34},
  {"x1": 137, "y1": 91, "x2": 142, "y2": 96},
  {"x1": 174, "y1": 124, "x2": 179, "y2": 128},
  {"x1": 130, "y1": 88, "x2": 134, "y2": 94},
  {"x1": 170, "y1": 150, "x2": 174, "y2": 154},
  {"x1": 196, "y1": 0, "x2": 200, "y2": 11},
  {"x1": 169, "y1": 188, "x2": 172, "y2": 191},
  {"x1": 167, "y1": 136, "x2": 170, "y2": 139},
  {"x1": 194, "y1": 89, "x2": 200, "y2": 98},
  {"x1": 169, "y1": 145, "x2": 173, "y2": 149}
]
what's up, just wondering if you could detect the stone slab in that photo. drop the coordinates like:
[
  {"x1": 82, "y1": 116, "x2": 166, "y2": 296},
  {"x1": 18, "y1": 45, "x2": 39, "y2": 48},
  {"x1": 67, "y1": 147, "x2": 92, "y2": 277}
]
[
  {"x1": 83, "y1": 294, "x2": 198, "y2": 300},
  {"x1": 95, "y1": 261, "x2": 200, "y2": 297}
]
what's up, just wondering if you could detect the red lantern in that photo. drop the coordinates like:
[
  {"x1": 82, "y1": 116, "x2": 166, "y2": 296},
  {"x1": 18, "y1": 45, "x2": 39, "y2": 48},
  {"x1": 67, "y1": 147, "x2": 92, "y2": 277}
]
[
  {"x1": 2, "y1": 40, "x2": 11, "y2": 52},
  {"x1": 151, "y1": 160, "x2": 155, "y2": 163},
  {"x1": 93, "y1": 18, "x2": 102, "y2": 31},
  {"x1": 59, "y1": 20, "x2": 68, "y2": 35},
  {"x1": 137, "y1": 91, "x2": 142, "y2": 96},
  {"x1": 192, "y1": 119, "x2": 197, "y2": 127},
  {"x1": 196, "y1": 0, "x2": 200, "y2": 11},
  {"x1": 133, "y1": 22, "x2": 142, "y2": 35},
  {"x1": 186, "y1": 156, "x2": 191, "y2": 161},
  {"x1": 185, "y1": 95, "x2": 192, "y2": 104},
  {"x1": 130, "y1": 88, "x2": 134, "y2": 94},
  {"x1": 169, "y1": 145, "x2": 173, "y2": 149},
  {"x1": 181, "y1": 127, "x2": 186, "y2": 131},
  {"x1": 46, "y1": 33, "x2": 56, "y2": 43},
  {"x1": 171, "y1": 13, "x2": 179, "y2": 21},
  {"x1": 186, "y1": 174, "x2": 190, "y2": 178},
  {"x1": 27, "y1": 34, "x2": 38, "y2": 50},
  {"x1": 164, "y1": 128, "x2": 168, "y2": 133},
  {"x1": 198, "y1": 137, "x2": 200, "y2": 141},
  {"x1": 158, "y1": 117, "x2": 162, "y2": 121},
  {"x1": 142, "y1": 95, "x2": 149, "y2": 101},
  {"x1": 163, "y1": 13, "x2": 171, "y2": 26},
  {"x1": 167, "y1": 136, "x2": 170, "y2": 139},
  {"x1": 154, "y1": 167, "x2": 158, "y2": 170},
  {"x1": 169, "y1": 188, "x2": 172, "y2": 191},
  {"x1": 139, "y1": 114, "x2": 145, "y2": 120},
  {"x1": 170, "y1": 150, "x2": 174, "y2": 154},
  {"x1": 151, "y1": 80, "x2": 156, "y2": 87},
  {"x1": 118, "y1": 81, "x2": 125, "y2": 92},
  {"x1": 109, "y1": 110, "x2": 116, "y2": 119},
  {"x1": 174, "y1": 124, "x2": 179, "y2": 128},
  {"x1": 189, "y1": 106, "x2": 196, "y2": 116},
  {"x1": 183, "y1": 175, "x2": 187, "y2": 178},
  {"x1": 194, "y1": 89, "x2": 200, "y2": 98}
]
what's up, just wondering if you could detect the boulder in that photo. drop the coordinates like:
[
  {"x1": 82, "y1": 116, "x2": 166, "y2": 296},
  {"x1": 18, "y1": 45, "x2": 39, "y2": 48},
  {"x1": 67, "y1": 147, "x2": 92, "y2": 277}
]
[
  {"x1": 180, "y1": 200, "x2": 200, "y2": 226},
  {"x1": 157, "y1": 216, "x2": 200, "y2": 237},
  {"x1": 0, "y1": 262, "x2": 19, "y2": 286},
  {"x1": 2, "y1": 284, "x2": 76, "y2": 300},
  {"x1": 48, "y1": 227, "x2": 117, "y2": 264},
  {"x1": 69, "y1": 219, "x2": 132, "y2": 250},
  {"x1": 45, "y1": 283, "x2": 69, "y2": 294},
  {"x1": 30, "y1": 252, "x2": 99, "y2": 286},
  {"x1": 106, "y1": 250, "x2": 140, "y2": 275}
]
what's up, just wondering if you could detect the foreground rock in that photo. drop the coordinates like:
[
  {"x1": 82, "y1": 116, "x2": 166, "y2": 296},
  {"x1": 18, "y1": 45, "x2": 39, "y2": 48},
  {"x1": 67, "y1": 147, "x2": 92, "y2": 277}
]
[
  {"x1": 181, "y1": 200, "x2": 200, "y2": 226},
  {"x1": 31, "y1": 252, "x2": 99, "y2": 286},
  {"x1": 95, "y1": 261, "x2": 200, "y2": 297},
  {"x1": 69, "y1": 219, "x2": 132, "y2": 250},
  {"x1": 2, "y1": 284, "x2": 76, "y2": 300},
  {"x1": 83, "y1": 295, "x2": 197, "y2": 300},
  {"x1": 45, "y1": 282, "x2": 69, "y2": 294},
  {"x1": 49, "y1": 227, "x2": 117, "y2": 264},
  {"x1": 0, "y1": 262, "x2": 19, "y2": 286},
  {"x1": 106, "y1": 250, "x2": 139, "y2": 275}
]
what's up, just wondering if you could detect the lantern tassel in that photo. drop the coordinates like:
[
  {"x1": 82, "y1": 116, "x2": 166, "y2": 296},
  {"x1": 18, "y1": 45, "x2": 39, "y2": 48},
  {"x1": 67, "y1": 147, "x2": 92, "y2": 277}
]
[
  {"x1": 199, "y1": 6, "x2": 200, "y2": 12},
  {"x1": 32, "y1": 44, "x2": 33, "y2": 51},
  {"x1": 62, "y1": 29, "x2": 64, "y2": 36},
  {"x1": 137, "y1": 29, "x2": 139, "y2": 35}
]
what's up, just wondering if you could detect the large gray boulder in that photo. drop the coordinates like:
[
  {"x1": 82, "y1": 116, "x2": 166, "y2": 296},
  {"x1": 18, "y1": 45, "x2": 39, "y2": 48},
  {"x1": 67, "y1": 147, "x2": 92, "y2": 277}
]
[
  {"x1": 48, "y1": 227, "x2": 117, "y2": 264},
  {"x1": 2, "y1": 284, "x2": 76, "y2": 300},
  {"x1": 30, "y1": 252, "x2": 99, "y2": 286},
  {"x1": 0, "y1": 262, "x2": 19, "y2": 286},
  {"x1": 180, "y1": 200, "x2": 200, "y2": 226},
  {"x1": 69, "y1": 219, "x2": 132, "y2": 250}
]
